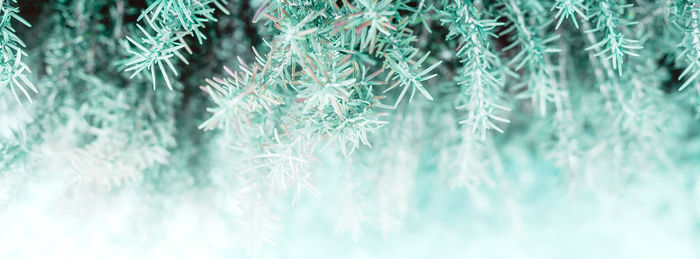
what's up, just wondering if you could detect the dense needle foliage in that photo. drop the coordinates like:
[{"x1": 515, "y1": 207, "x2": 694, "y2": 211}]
[{"x1": 1, "y1": 0, "x2": 699, "y2": 253}]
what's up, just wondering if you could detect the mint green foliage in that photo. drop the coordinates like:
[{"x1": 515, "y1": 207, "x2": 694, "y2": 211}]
[
  {"x1": 674, "y1": 0, "x2": 700, "y2": 98},
  {"x1": 440, "y1": 0, "x2": 509, "y2": 139},
  {"x1": 504, "y1": 0, "x2": 562, "y2": 116},
  {"x1": 2, "y1": 1, "x2": 179, "y2": 186},
  {"x1": 123, "y1": 0, "x2": 228, "y2": 90},
  {"x1": 1, "y1": 0, "x2": 700, "y2": 254},
  {"x1": 199, "y1": 0, "x2": 442, "y2": 171},
  {"x1": 0, "y1": 0, "x2": 34, "y2": 104},
  {"x1": 584, "y1": 0, "x2": 641, "y2": 77},
  {"x1": 552, "y1": 0, "x2": 586, "y2": 29},
  {"x1": 434, "y1": 1, "x2": 509, "y2": 190}
]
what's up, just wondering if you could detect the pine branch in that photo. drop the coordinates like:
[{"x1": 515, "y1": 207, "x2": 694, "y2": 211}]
[
  {"x1": 122, "y1": 0, "x2": 228, "y2": 90},
  {"x1": 502, "y1": 0, "x2": 561, "y2": 116},
  {"x1": 0, "y1": 0, "x2": 35, "y2": 105},
  {"x1": 674, "y1": 1, "x2": 700, "y2": 92},
  {"x1": 201, "y1": 0, "x2": 437, "y2": 159},
  {"x1": 584, "y1": 0, "x2": 642, "y2": 77},
  {"x1": 440, "y1": 0, "x2": 510, "y2": 140},
  {"x1": 552, "y1": 0, "x2": 587, "y2": 29}
]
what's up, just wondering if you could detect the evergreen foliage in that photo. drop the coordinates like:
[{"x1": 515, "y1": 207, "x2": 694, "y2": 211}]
[
  {"x1": 1, "y1": 0, "x2": 700, "y2": 254},
  {"x1": 0, "y1": 0, "x2": 34, "y2": 104}
]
